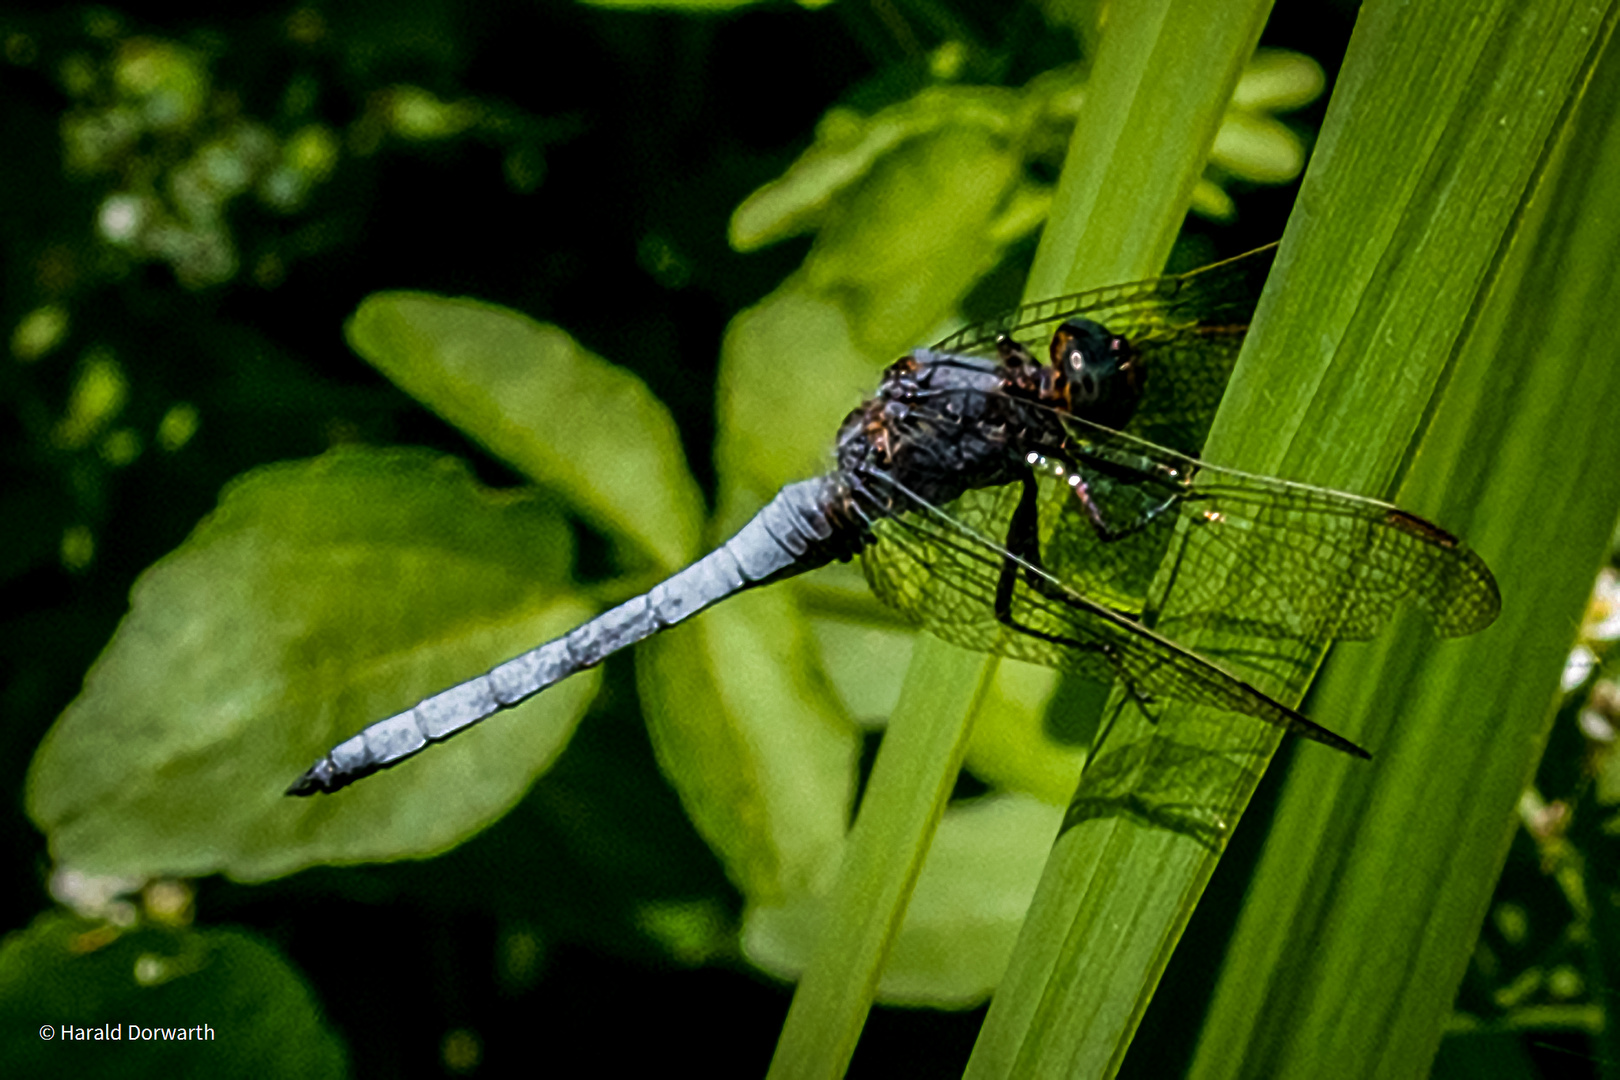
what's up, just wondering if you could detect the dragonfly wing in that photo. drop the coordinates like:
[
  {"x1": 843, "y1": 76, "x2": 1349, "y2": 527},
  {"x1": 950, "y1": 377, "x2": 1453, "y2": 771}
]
[
  {"x1": 857, "y1": 484, "x2": 1368, "y2": 757},
  {"x1": 932, "y1": 244, "x2": 1276, "y2": 357},
  {"x1": 1125, "y1": 326, "x2": 1245, "y2": 456},
  {"x1": 1155, "y1": 472, "x2": 1500, "y2": 641},
  {"x1": 859, "y1": 484, "x2": 1116, "y2": 676},
  {"x1": 1039, "y1": 431, "x2": 1502, "y2": 643},
  {"x1": 934, "y1": 245, "x2": 1274, "y2": 458}
]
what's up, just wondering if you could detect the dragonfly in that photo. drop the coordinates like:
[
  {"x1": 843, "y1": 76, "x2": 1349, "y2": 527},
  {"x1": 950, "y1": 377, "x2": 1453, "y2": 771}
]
[{"x1": 288, "y1": 245, "x2": 1500, "y2": 795}]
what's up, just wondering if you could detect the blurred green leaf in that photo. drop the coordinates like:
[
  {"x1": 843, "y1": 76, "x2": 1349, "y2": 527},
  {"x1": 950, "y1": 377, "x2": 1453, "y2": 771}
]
[
  {"x1": 745, "y1": 793, "x2": 1065, "y2": 1006},
  {"x1": 638, "y1": 588, "x2": 858, "y2": 903},
  {"x1": 1229, "y1": 49, "x2": 1325, "y2": 111},
  {"x1": 731, "y1": 52, "x2": 1323, "y2": 288},
  {"x1": 27, "y1": 447, "x2": 597, "y2": 879},
  {"x1": 964, "y1": 660, "x2": 1089, "y2": 805},
  {"x1": 1208, "y1": 111, "x2": 1305, "y2": 184},
  {"x1": 806, "y1": 602, "x2": 916, "y2": 726},
  {"x1": 805, "y1": 122, "x2": 1026, "y2": 356},
  {"x1": 347, "y1": 294, "x2": 705, "y2": 571},
  {"x1": 728, "y1": 87, "x2": 1028, "y2": 256},
  {"x1": 715, "y1": 281, "x2": 876, "y2": 525},
  {"x1": 0, "y1": 912, "x2": 345, "y2": 1078}
]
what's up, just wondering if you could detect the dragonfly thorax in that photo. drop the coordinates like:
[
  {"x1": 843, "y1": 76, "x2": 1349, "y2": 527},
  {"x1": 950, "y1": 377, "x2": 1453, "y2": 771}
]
[{"x1": 832, "y1": 347, "x2": 1061, "y2": 511}]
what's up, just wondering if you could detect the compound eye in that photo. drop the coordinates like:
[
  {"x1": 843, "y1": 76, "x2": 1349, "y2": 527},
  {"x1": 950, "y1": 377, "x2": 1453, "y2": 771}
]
[
  {"x1": 1050, "y1": 318, "x2": 1119, "y2": 397},
  {"x1": 1057, "y1": 333, "x2": 1084, "y2": 378},
  {"x1": 1048, "y1": 318, "x2": 1143, "y2": 426}
]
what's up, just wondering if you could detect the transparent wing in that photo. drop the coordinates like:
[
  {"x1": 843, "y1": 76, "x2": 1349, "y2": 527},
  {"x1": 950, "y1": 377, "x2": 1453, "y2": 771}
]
[
  {"x1": 935, "y1": 244, "x2": 1276, "y2": 356},
  {"x1": 1027, "y1": 426, "x2": 1501, "y2": 643},
  {"x1": 934, "y1": 244, "x2": 1276, "y2": 456},
  {"x1": 855, "y1": 482, "x2": 1368, "y2": 756},
  {"x1": 1030, "y1": 424, "x2": 1496, "y2": 641}
]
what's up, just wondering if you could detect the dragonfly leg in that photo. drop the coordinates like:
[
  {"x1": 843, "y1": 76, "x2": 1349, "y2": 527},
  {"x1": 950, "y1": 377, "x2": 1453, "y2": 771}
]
[
  {"x1": 995, "y1": 335, "x2": 1034, "y2": 364},
  {"x1": 1069, "y1": 471, "x2": 1187, "y2": 543},
  {"x1": 992, "y1": 471, "x2": 1057, "y2": 618},
  {"x1": 998, "y1": 472, "x2": 1142, "y2": 621},
  {"x1": 992, "y1": 472, "x2": 1152, "y2": 704}
]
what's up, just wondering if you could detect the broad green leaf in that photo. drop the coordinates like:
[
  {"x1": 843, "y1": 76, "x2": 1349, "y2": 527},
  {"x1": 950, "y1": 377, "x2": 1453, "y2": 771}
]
[
  {"x1": 27, "y1": 447, "x2": 596, "y2": 879},
  {"x1": 964, "y1": 660, "x2": 1090, "y2": 806},
  {"x1": 0, "y1": 912, "x2": 345, "y2": 1078},
  {"x1": 806, "y1": 605, "x2": 914, "y2": 727},
  {"x1": 728, "y1": 86, "x2": 1028, "y2": 256},
  {"x1": 744, "y1": 794, "x2": 1065, "y2": 1006},
  {"x1": 715, "y1": 281, "x2": 875, "y2": 526},
  {"x1": 655, "y1": 284, "x2": 868, "y2": 905},
  {"x1": 638, "y1": 587, "x2": 858, "y2": 903},
  {"x1": 347, "y1": 293, "x2": 704, "y2": 571},
  {"x1": 803, "y1": 122, "x2": 1025, "y2": 356}
]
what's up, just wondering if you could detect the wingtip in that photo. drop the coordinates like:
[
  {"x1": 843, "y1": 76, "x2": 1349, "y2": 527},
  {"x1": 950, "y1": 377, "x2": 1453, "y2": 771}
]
[{"x1": 1326, "y1": 730, "x2": 1372, "y2": 761}]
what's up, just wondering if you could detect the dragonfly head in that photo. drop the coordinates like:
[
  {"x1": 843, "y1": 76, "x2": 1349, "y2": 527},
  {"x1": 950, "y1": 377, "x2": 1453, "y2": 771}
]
[{"x1": 1049, "y1": 318, "x2": 1142, "y2": 429}]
